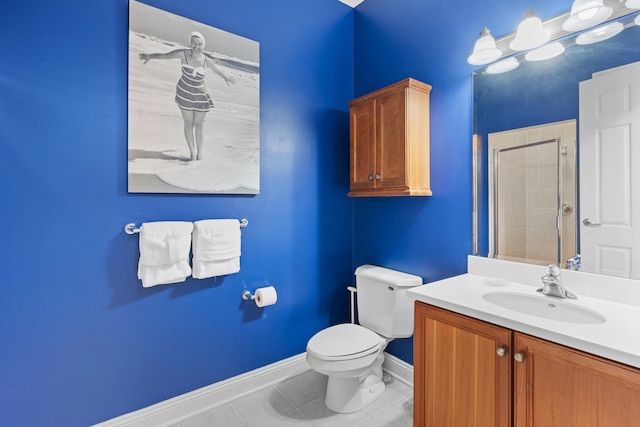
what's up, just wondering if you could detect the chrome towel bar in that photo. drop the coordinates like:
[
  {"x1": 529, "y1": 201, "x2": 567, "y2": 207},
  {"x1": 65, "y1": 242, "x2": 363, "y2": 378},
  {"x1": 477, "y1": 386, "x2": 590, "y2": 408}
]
[{"x1": 124, "y1": 218, "x2": 248, "y2": 234}]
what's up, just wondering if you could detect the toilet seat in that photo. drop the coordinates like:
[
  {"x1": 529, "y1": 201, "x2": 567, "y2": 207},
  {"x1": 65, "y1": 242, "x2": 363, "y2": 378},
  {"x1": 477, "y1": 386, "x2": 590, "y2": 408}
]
[{"x1": 307, "y1": 323, "x2": 383, "y2": 361}]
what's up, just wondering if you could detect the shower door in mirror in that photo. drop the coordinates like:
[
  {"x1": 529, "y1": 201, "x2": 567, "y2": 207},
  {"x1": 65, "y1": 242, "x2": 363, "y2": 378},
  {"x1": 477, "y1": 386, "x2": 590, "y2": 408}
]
[{"x1": 488, "y1": 121, "x2": 577, "y2": 267}]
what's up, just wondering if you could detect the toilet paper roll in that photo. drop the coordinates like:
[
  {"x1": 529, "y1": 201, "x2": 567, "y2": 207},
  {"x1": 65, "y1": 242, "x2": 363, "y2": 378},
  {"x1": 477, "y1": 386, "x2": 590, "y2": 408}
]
[{"x1": 255, "y1": 286, "x2": 277, "y2": 307}]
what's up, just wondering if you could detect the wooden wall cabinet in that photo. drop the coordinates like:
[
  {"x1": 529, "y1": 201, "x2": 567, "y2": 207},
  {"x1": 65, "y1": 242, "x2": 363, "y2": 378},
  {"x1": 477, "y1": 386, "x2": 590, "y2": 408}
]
[
  {"x1": 414, "y1": 302, "x2": 640, "y2": 427},
  {"x1": 348, "y1": 78, "x2": 432, "y2": 197}
]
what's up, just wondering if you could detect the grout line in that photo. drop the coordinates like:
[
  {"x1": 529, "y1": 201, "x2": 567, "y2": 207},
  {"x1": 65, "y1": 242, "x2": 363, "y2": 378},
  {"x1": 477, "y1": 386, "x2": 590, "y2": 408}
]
[
  {"x1": 273, "y1": 387, "x2": 296, "y2": 411},
  {"x1": 297, "y1": 396, "x2": 325, "y2": 411},
  {"x1": 273, "y1": 376, "x2": 301, "y2": 410},
  {"x1": 228, "y1": 402, "x2": 248, "y2": 427}
]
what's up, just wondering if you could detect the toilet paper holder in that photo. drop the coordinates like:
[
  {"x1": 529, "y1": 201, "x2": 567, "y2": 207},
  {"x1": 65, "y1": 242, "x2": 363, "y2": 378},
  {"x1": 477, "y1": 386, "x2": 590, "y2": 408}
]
[
  {"x1": 241, "y1": 286, "x2": 278, "y2": 307},
  {"x1": 241, "y1": 290, "x2": 257, "y2": 301}
]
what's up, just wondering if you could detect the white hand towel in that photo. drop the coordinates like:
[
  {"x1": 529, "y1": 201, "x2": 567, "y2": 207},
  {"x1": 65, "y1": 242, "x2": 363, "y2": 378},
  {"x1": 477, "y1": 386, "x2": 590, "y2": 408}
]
[
  {"x1": 192, "y1": 219, "x2": 241, "y2": 278},
  {"x1": 137, "y1": 221, "x2": 193, "y2": 287}
]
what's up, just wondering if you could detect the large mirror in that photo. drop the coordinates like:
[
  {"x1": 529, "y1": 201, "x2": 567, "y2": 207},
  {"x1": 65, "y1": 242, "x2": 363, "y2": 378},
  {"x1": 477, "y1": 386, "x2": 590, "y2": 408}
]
[{"x1": 473, "y1": 8, "x2": 640, "y2": 279}]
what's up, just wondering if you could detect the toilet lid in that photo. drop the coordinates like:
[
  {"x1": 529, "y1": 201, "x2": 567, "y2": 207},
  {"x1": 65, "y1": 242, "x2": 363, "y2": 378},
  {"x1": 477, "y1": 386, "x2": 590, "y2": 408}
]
[{"x1": 307, "y1": 323, "x2": 383, "y2": 360}]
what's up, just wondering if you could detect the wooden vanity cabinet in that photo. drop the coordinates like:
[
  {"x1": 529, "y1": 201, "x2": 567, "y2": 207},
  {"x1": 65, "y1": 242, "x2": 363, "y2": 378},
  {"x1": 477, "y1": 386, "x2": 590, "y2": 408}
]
[
  {"x1": 414, "y1": 301, "x2": 640, "y2": 427},
  {"x1": 414, "y1": 303, "x2": 512, "y2": 427},
  {"x1": 348, "y1": 78, "x2": 432, "y2": 197},
  {"x1": 513, "y1": 333, "x2": 640, "y2": 426}
]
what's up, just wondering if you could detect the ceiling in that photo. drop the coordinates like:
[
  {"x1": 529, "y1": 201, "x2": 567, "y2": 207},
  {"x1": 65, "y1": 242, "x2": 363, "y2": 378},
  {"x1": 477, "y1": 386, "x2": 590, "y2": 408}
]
[{"x1": 338, "y1": 0, "x2": 365, "y2": 7}]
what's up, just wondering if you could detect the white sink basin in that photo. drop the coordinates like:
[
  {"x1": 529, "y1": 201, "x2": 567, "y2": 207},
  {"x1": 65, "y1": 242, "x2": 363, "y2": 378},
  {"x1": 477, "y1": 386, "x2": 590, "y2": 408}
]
[{"x1": 482, "y1": 291, "x2": 607, "y2": 325}]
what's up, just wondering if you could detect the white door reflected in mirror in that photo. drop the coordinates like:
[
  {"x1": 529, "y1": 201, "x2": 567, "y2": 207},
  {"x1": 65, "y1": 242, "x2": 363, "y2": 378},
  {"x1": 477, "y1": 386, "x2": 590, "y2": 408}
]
[{"x1": 579, "y1": 61, "x2": 640, "y2": 279}]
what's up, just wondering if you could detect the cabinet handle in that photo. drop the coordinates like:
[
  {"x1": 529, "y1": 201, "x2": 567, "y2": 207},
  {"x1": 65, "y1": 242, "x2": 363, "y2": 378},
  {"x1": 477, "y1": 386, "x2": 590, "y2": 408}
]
[
  {"x1": 375, "y1": 173, "x2": 381, "y2": 180},
  {"x1": 368, "y1": 175, "x2": 374, "y2": 181},
  {"x1": 513, "y1": 352, "x2": 525, "y2": 363},
  {"x1": 496, "y1": 347, "x2": 507, "y2": 357}
]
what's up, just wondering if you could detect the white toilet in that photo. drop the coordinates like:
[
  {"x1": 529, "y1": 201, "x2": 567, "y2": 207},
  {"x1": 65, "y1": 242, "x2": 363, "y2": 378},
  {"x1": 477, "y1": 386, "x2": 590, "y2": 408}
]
[{"x1": 306, "y1": 265, "x2": 422, "y2": 413}]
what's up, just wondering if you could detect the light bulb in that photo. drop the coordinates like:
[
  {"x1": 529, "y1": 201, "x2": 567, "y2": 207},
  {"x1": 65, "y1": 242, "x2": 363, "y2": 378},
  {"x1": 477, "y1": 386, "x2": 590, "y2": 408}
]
[
  {"x1": 575, "y1": 22, "x2": 624, "y2": 45},
  {"x1": 486, "y1": 58, "x2": 520, "y2": 74},
  {"x1": 468, "y1": 28, "x2": 502, "y2": 65},
  {"x1": 577, "y1": 8, "x2": 598, "y2": 20},
  {"x1": 626, "y1": 0, "x2": 640, "y2": 10},
  {"x1": 525, "y1": 42, "x2": 565, "y2": 61},
  {"x1": 562, "y1": 0, "x2": 612, "y2": 31},
  {"x1": 510, "y1": 9, "x2": 550, "y2": 51}
]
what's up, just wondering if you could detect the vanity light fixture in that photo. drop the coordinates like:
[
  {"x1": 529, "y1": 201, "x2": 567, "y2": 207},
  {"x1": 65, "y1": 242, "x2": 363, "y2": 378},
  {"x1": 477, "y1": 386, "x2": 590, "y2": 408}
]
[
  {"x1": 525, "y1": 42, "x2": 565, "y2": 61},
  {"x1": 510, "y1": 9, "x2": 550, "y2": 51},
  {"x1": 626, "y1": 0, "x2": 640, "y2": 9},
  {"x1": 467, "y1": 28, "x2": 503, "y2": 65},
  {"x1": 469, "y1": 2, "x2": 634, "y2": 71},
  {"x1": 575, "y1": 21, "x2": 624, "y2": 44},
  {"x1": 562, "y1": 0, "x2": 612, "y2": 31},
  {"x1": 486, "y1": 57, "x2": 520, "y2": 74}
]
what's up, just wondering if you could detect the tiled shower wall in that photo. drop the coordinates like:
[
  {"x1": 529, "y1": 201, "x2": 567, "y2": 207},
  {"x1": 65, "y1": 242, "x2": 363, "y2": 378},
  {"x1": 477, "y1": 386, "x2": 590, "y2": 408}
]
[{"x1": 489, "y1": 120, "x2": 577, "y2": 266}]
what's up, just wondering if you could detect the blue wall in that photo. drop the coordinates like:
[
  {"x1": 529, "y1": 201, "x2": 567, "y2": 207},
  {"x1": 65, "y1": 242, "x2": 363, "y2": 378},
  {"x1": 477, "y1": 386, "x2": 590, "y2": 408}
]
[
  {"x1": 0, "y1": 0, "x2": 354, "y2": 425},
  {"x1": 0, "y1": 0, "x2": 607, "y2": 425},
  {"x1": 351, "y1": 0, "x2": 571, "y2": 363}
]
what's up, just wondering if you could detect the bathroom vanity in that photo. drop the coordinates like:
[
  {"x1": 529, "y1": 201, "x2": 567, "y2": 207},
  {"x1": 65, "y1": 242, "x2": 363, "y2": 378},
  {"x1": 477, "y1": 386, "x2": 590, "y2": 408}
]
[{"x1": 408, "y1": 256, "x2": 640, "y2": 427}]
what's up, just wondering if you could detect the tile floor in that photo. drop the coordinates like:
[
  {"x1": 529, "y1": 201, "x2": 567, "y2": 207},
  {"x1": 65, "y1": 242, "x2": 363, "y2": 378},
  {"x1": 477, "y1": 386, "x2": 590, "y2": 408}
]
[{"x1": 171, "y1": 370, "x2": 413, "y2": 427}]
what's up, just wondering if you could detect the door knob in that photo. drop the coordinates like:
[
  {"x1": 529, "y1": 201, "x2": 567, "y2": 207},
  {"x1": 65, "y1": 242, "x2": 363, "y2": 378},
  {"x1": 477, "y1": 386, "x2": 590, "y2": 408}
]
[
  {"x1": 513, "y1": 352, "x2": 525, "y2": 363},
  {"x1": 368, "y1": 175, "x2": 374, "y2": 181},
  {"x1": 496, "y1": 347, "x2": 507, "y2": 357},
  {"x1": 374, "y1": 173, "x2": 381, "y2": 180},
  {"x1": 582, "y1": 218, "x2": 601, "y2": 227}
]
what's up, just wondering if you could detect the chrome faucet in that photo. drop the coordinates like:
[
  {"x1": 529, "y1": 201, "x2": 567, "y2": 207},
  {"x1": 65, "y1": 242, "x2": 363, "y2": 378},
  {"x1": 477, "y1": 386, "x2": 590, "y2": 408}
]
[
  {"x1": 537, "y1": 264, "x2": 577, "y2": 299},
  {"x1": 565, "y1": 254, "x2": 581, "y2": 271}
]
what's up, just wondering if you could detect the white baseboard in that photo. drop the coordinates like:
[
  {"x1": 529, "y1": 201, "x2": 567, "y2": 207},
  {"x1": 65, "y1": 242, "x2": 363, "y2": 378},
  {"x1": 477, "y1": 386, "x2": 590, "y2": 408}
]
[
  {"x1": 92, "y1": 353, "x2": 310, "y2": 427},
  {"x1": 93, "y1": 352, "x2": 413, "y2": 427},
  {"x1": 382, "y1": 352, "x2": 414, "y2": 387}
]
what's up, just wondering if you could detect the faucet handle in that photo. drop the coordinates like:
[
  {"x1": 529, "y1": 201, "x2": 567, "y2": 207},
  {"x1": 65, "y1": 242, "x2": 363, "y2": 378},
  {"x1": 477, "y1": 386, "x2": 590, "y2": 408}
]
[{"x1": 547, "y1": 264, "x2": 561, "y2": 277}]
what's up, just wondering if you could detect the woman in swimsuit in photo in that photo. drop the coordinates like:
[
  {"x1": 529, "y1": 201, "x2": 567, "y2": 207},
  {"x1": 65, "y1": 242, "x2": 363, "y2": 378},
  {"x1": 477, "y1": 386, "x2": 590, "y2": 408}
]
[{"x1": 139, "y1": 31, "x2": 236, "y2": 161}]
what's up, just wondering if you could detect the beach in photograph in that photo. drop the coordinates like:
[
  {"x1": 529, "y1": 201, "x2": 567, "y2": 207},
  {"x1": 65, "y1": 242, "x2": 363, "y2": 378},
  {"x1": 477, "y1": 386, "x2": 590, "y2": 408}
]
[{"x1": 128, "y1": 30, "x2": 260, "y2": 194}]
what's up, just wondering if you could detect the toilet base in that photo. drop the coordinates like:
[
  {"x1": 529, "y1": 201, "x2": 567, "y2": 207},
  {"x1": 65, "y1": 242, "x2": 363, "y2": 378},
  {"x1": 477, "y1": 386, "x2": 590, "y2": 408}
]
[{"x1": 324, "y1": 374, "x2": 386, "y2": 413}]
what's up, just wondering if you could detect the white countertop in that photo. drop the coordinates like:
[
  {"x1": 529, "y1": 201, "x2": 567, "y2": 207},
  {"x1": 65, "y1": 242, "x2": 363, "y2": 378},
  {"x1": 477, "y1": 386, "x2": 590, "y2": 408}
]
[{"x1": 408, "y1": 264, "x2": 640, "y2": 369}]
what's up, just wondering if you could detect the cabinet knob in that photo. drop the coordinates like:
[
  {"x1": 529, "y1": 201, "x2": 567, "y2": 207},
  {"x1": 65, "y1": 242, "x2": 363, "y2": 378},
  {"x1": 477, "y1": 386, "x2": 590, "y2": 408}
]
[
  {"x1": 368, "y1": 175, "x2": 374, "y2": 181},
  {"x1": 513, "y1": 352, "x2": 525, "y2": 363},
  {"x1": 375, "y1": 173, "x2": 381, "y2": 180},
  {"x1": 496, "y1": 347, "x2": 507, "y2": 357}
]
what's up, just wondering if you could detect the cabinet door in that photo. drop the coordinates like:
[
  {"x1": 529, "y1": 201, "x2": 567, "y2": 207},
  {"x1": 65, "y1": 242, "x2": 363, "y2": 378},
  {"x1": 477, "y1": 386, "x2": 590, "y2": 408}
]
[
  {"x1": 376, "y1": 89, "x2": 407, "y2": 189},
  {"x1": 514, "y1": 333, "x2": 640, "y2": 427},
  {"x1": 414, "y1": 303, "x2": 512, "y2": 427},
  {"x1": 349, "y1": 100, "x2": 376, "y2": 191}
]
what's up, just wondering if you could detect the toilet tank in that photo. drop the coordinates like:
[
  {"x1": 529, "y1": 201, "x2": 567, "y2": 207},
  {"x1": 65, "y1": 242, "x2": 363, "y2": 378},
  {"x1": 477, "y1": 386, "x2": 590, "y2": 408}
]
[{"x1": 355, "y1": 265, "x2": 423, "y2": 339}]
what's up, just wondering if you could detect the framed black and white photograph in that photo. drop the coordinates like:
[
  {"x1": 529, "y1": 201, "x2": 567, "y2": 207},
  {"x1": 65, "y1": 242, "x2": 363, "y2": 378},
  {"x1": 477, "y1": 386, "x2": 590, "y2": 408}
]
[{"x1": 128, "y1": 0, "x2": 260, "y2": 194}]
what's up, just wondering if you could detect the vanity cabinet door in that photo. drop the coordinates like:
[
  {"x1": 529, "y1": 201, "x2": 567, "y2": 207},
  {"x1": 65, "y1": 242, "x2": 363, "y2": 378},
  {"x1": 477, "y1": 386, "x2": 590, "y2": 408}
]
[
  {"x1": 414, "y1": 302, "x2": 512, "y2": 427},
  {"x1": 513, "y1": 333, "x2": 640, "y2": 427}
]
